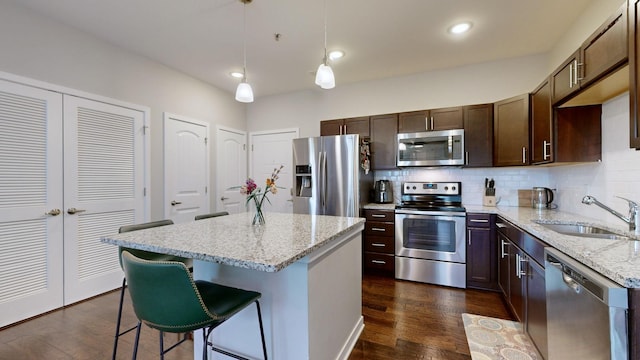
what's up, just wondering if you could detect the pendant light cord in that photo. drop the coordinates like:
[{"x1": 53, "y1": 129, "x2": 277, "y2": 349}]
[
  {"x1": 242, "y1": 1, "x2": 248, "y2": 80},
  {"x1": 322, "y1": 0, "x2": 328, "y2": 64}
]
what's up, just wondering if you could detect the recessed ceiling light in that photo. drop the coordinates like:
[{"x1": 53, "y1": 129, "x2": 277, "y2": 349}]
[
  {"x1": 449, "y1": 22, "x2": 472, "y2": 34},
  {"x1": 328, "y1": 50, "x2": 345, "y2": 61},
  {"x1": 230, "y1": 71, "x2": 244, "y2": 79}
]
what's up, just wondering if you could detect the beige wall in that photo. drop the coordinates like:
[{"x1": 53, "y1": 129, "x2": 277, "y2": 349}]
[{"x1": 0, "y1": 1, "x2": 246, "y2": 220}]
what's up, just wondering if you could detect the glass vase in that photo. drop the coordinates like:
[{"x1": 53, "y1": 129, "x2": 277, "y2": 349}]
[{"x1": 252, "y1": 197, "x2": 266, "y2": 226}]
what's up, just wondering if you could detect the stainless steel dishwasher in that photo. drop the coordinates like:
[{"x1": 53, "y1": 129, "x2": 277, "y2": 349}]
[{"x1": 545, "y1": 248, "x2": 628, "y2": 360}]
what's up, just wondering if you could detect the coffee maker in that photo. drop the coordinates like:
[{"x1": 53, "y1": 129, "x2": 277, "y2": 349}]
[{"x1": 373, "y1": 180, "x2": 394, "y2": 204}]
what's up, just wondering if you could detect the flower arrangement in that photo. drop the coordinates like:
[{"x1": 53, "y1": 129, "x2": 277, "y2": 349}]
[{"x1": 239, "y1": 165, "x2": 284, "y2": 225}]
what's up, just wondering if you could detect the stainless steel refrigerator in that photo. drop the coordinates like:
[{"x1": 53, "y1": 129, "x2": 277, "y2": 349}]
[{"x1": 292, "y1": 134, "x2": 372, "y2": 217}]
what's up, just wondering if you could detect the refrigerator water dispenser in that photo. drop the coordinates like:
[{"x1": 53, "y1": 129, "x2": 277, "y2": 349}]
[{"x1": 295, "y1": 165, "x2": 312, "y2": 197}]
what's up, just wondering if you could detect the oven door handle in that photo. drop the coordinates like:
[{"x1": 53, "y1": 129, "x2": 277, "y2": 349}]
[{"x1": 395, "y1": 209, "x2": 466, "y2": 217}]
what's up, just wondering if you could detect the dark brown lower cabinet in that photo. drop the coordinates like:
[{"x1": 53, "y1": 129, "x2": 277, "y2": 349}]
[
  {"x1": 466, "y1": 213, "x2": 498, "y2": 290},
  {"x1": 363, "y1": 209, "x2": 395, "y2": 276},
  {"x1": 496, "y1": 216, "x2": 547, "y2": 359}
]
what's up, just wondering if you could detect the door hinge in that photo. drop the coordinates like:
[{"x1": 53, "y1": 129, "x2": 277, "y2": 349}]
[
  {"x1": 144, "y1": 187, "x2": 147, "y2": 196},
  {"x1": 251, "y1": 144, "x2": 254, "y2": 151},
  {"x1": 205, "y1": 186, "x2": 208, "y2": 194},
  {"x1": 243, "y1": 144, "x2": 246, "y2": 151},
  {"x1": 204, "y1": 137, "x2": 208, "y2": 145},
  {"x1": 143, "y1": 125, "x2": 148, "y2": 135}
]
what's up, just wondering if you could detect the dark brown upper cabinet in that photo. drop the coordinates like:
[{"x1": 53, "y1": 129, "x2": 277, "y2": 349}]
[
  {"x1": 530, "y1": 78, "x2": 553, "y2": 164},
  {"x1": 370, "y1": 114, "x2": 398, "y2": 170},
  {"x1": 553, "y1": 3, "x2": 628, "y2": 107},
  {"x1": 493, "y1": 94, "x2": 530, "y2": 167},
  {"x1": 398, "y1": 107, "x2": 463, "y2": 133},
  {"x1": 320, "y1": 116, "x2": 370, "y2": 137},
  {"x1": 463, "y1": 104, "x2": 493, "y2": 167}
]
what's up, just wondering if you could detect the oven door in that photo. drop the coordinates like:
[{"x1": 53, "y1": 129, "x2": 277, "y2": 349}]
[{"x1": 395, "y1": 210, "x2": 466, "y2": 263}]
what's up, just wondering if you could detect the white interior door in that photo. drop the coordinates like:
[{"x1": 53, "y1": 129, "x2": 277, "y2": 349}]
[
  {"x1": 250, "y1": 129, "x2": 298, "y2": 213},
  {"x1": 63, "y1": 95, "x2": 146, "y2": 305},
  {"x1": 163, "y1": 113, "x2": 209, "y2": 223},
  {"x1": 0, "y1": 80, "x2": 64, "y2": 327},
  {"x1": 216, "y1": 126, "x2": 247, "y2": 214}
]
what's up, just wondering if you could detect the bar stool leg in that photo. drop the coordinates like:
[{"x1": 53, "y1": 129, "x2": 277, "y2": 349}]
[
  {"x1": 112, "y1": 277, "x2": 127, "y2": 360},
  {"x1": 256, "y1": 301, "x2": 268, "y2": 360}
]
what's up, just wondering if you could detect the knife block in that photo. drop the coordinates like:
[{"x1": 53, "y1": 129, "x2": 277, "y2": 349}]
[{"x1": 483, "y1": 195, "x2": 496, "y2": 207}]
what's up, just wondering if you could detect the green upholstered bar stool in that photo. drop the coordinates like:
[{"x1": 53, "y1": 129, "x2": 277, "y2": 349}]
[
  {"x1": 194, "y1": 211, "x2": 229, "y2": 220},
  {"x1": 121, "y1": 250, "x2": 268, "y2": 360},
  {"x1": 111, "y1": 219, "x2": 193, "y2": 360}
]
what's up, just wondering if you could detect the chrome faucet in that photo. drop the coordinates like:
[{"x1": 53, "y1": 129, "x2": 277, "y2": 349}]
[{"x1": 582, "y1": 195, "x2": 640, "y2": 233}]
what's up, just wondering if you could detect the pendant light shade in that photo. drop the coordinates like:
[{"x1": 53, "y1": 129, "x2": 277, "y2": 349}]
[
  {"x1": 236, "y1": 0, "x2": 253, "y2": 103},
  {"x1": 315, "y1": 62, "x2": 335, "y2": 89},
  {"x1": 316, "y1": 0, "x2": 335, "y2": 90},
  {"x1": 235, "y1": 79, "x2": 254, "y2": 102}
]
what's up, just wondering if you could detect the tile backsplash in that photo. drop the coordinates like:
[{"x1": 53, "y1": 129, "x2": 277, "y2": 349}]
[{"x1": 374, "y1": 92, "x2": 640, "y2": 226}]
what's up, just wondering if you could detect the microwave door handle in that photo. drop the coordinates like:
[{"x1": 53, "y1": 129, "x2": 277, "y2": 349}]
[{"x1": 448, "y1": 135, "x2": 453, "y2": 159}]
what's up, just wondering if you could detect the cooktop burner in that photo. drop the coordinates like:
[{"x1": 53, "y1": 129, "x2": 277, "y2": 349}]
[{"x1": 396, "y1": 181, "x2": 464, "y2": 212}]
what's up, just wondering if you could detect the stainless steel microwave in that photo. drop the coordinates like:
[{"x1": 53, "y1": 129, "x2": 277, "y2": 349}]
[{"x1": 397, "y1": 129, "x2": 465, "y2": 167}]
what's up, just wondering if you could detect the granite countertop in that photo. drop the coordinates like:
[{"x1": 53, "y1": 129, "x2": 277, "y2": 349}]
[
  {"x1": 467, "y1": 205, "x2": 640, "y2": 288},
  {"x1": 362, "y1": 203, "x2": 396, "y2": 210},
  {"x1": 100, "y1": 212, "x2": 365, "y2": 273}
]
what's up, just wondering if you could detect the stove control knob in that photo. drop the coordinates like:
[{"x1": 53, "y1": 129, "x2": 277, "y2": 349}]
[
  {"x1": 444, "y1": 186, "x2": 449, "y2": 191},
  {"x1": 452, "y1": 186, "x2": 456, "y2": 191},
  {"x1": 412, "y1": 186, "x2": 416, "y2": 190}
]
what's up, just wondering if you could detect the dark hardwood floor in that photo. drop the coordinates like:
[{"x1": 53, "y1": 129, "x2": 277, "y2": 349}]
[{"x1": 0, "y1": 274, "x2": 512, "y2": 360}]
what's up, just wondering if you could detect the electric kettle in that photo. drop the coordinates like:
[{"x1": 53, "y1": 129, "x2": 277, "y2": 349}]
[
  {"x1": 374, "y1": 180, "x2": 393, "y2": 204},
  {"x1": 532, "y1": 187, "x2": 554, "y2": 209}
]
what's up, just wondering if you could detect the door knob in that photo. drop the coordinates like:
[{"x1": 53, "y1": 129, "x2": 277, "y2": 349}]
[
  {"x1": 67, "y1": 208, "x2": 86, "y2": 214},
  {"x1": 170, "y1": 200, "x2": 182, "y2": 206},
  {"x1": 220, "y1": 197, "x2": 229, "y2": 201},
  {"x1": 45, "y1": 209, "x2": 61, "y2": 216}
]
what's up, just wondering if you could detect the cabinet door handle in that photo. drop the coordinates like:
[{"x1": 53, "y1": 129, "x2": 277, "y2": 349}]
[
  {"x1": 371, "y1": 260, "x2": 387, "y2": 265},
  {"x1": 371, "y1": 227, "x2": 386, "y2": 232},
  {"x1": 501, "y1": 240, "x2": 509, "y2": 259},
  {"x1": 569, "y1": 62, "x2": 573, "y2": 88},
  {"x1": 371, "y1": 214, "x2": 386, "y2": 218},
  {"x1": 67, "y1": 207, "x2": 86, "y2": 215},
  {"x1": 470, "y1": 219, "x2": 489, "y2": 223},
  {"x1": 371, "y1": 243, "x2": 386, "y2": 247},
  {"x1": 171, "y1": 200, "x2": 182, "y2": 206},
  {"x1": 465, "y1": 151, "x2": 469, "y2": 165},
  {"x1": 468, "y1": 230, "x2": 472, "y2": 246},
  {"x1": 430, "y1": 116, "x2": 434, "y2": 130},
  {"x1": 522, "y1": 147, "x2": 527, "y2": 164},
  {"x1": 543, "y1": 140, "x2": 551, "y2": 160},
  {"x1": 496, "y1": 223, "x2": 507, "y2": 229},
  {"x1": 425, "y1": 116, "x2": 429, "y2": 131}
]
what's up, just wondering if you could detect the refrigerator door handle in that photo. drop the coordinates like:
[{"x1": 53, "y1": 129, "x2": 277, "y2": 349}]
[{"x1": 321, "y1": 151, "x2": 328, "y2": 209}]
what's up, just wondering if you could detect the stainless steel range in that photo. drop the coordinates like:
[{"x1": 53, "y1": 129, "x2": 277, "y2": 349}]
[{"x1": 395, "y1": 181, "x2": 466, "y2": 288}]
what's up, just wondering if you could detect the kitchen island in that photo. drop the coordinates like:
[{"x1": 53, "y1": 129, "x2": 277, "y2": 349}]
[{"x1": 101, "y1": 212, "x2": 365, "y2": 360}]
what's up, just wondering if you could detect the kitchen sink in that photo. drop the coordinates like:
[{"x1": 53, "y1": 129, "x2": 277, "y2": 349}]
[{"x1": 537, "y1": 222, "x2": 630, "y2": 240}]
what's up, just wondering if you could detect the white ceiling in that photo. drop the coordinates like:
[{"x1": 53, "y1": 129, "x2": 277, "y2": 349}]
[{"x1": 12, "y1": 0, "x2": 595, "y2": 98}]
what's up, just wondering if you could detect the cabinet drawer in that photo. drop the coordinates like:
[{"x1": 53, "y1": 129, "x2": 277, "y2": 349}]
[
  {"x1": 466, "y1": 213, "x2": 492, "y2": 228},
  {"x1": 364, "y1": 209, "x2": 394, "y2": 222},
  {"x1": 364, "y1": 235, "x2": 395, "y2": 254},
  {"x1": 365, "y1": 222, "x2": 394, "y2": 236},
  {"x1": 363, "y1": 253, "x2": 395, "y2": 273}
]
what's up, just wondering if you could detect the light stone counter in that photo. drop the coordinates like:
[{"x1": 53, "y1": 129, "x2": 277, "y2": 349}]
[
  {"x1": 101, "y1": 212, "x2": 365, "y2": 272},
  {"x1": 466, "y1": 205, "x2": 640, "y2": 288},
  {"x1": 362, "y1": 202, "x2": 396, "y2": 211}
]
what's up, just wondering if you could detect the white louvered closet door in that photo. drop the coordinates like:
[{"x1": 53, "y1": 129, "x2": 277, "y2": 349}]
[
  {"x1": 0, "y1": 80, "x2": 64, "y2": 327},
  {"x1": 63, "y1": 95, "x2": 145, "y2": 304}
]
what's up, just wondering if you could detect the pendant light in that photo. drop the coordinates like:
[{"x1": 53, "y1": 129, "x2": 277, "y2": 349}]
[
  {"x1": 315, "y1": 0, "x2": 335, "y2": 89},
  {"x1": 235, "y1": 0, "x2": 254, "y2": 103}
]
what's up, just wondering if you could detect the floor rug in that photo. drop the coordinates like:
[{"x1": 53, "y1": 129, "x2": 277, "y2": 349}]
[{"x1": 462, "y1": 313, "x2": 540, "y2": 360}]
